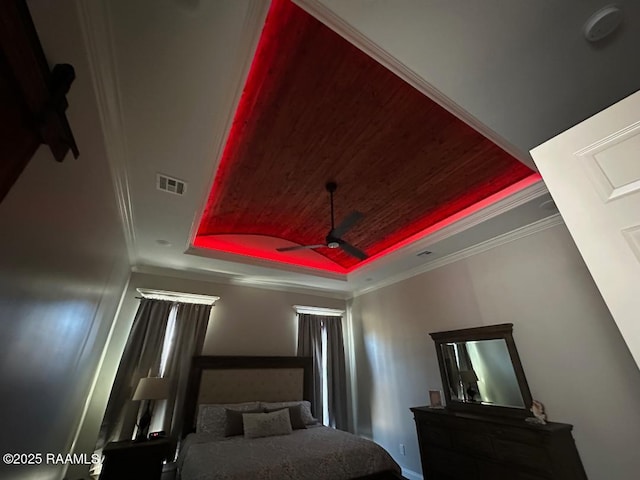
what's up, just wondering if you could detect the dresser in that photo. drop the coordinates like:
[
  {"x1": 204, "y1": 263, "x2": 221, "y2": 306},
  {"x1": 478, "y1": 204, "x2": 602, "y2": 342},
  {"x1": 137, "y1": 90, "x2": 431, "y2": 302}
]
[{"x1": 411, "y1": 407, "x2": 587, "y2": 480}]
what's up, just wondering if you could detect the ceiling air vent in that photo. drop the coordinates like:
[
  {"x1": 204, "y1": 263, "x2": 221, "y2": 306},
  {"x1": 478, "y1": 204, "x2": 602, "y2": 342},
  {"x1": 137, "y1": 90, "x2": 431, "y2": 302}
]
[
  {"x1": 157, "y1": 174, "x2": 186, "y2": 196},
  {"x1": 417, "y1": 250, "x2": 433, "y2": 257}
]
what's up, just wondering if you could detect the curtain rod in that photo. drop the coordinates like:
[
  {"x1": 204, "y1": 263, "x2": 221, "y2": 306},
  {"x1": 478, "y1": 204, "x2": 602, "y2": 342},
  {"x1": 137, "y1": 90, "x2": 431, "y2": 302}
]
[
  {"x1": 135, "y1": 296, "x2": 217, "y2": 305},
  {"x1": 136, "y1": 288, "x2": 220, "y2": 305},
  {"x1": 293, "y1": 305, "x2": 344, "y2": 316}
]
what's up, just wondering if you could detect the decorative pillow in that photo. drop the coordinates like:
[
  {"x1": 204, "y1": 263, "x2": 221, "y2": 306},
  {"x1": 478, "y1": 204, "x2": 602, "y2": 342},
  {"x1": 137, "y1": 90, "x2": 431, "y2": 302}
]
[
  {"x1": 196, "y1": 402, "x2": 260, "y2": 437},
  {"x1": 224, "y1": 407, "x2": 263, "y2": 437},
  {"x1": 242, "y1": 409, "x2": 293, "y2": 439},
  {"x1": 264, "y1": 404, "x2": 307, "y2": 430},
  {"x1": 262, "y1": 400, "x2": 317, "y2": 425}
]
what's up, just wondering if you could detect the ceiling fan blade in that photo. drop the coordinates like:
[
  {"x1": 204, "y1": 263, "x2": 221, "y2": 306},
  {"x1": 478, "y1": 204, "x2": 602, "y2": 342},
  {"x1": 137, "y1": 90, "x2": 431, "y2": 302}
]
[
  {"x1": 276, "y1": 244, "x2": 325, "y2": 253},
  {"x1": 330, "y1": 211, "x2": 364, "y2": 238},
  {"x1": 339, "y1": 241, "x2": 368, "y2": 260}
]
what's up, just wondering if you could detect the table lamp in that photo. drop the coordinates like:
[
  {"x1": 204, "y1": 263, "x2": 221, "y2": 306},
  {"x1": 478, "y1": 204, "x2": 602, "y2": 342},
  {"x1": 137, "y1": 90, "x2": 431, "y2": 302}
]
[
  {"x1": 459, "y1": 370, "x2": 479, "y2": 402},
  {"x1": 132, "y1": 376, "x2": 169, "y2": 441}
]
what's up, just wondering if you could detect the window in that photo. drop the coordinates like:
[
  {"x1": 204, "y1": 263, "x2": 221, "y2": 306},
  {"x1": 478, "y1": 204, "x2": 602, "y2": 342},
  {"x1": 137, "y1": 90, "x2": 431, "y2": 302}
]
[
  {"x1": 320, "y1": 319, "x2": 329, "y2": 425},
  {"x1": 138, "y1": 289, "x2": 219, "y2": 379},
  {"x1": 294, "y1": 305, "x2": 345, "y2": 427}
]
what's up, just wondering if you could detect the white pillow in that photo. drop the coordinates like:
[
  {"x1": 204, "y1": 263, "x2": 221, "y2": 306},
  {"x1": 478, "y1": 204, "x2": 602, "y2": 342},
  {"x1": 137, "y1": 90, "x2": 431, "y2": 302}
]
[
  {"x1": 242, "y1": 409, "x2": 293, "y2": 439},
  {"x1": 196, "y1": 402, "x2": 260, "y2": 437},
  {"x1": 261, "y1": 400, "x2": 317, "y2": 425}
]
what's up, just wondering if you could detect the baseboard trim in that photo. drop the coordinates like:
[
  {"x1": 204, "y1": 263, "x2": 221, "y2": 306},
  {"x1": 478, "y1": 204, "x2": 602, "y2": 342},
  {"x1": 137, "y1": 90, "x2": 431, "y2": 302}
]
[{"x1": 401, "y1": 467, "x2": 423, "y2": 480}]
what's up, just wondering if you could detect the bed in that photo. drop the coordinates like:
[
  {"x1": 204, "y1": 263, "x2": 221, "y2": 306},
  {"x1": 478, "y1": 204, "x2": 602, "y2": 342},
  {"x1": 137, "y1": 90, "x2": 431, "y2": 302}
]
[{"x1": 178, "y1": 356, "x2": 402, "y2": 480}]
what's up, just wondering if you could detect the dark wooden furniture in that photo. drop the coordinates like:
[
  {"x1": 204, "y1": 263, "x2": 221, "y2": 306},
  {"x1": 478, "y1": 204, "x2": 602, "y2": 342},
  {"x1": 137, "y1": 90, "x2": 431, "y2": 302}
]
[
  {"x1": 411, "y1": 407, "x2": 587, "y2": 480},
  {"x1": 0, "y1": 0, "x2": 79, "y2": 203},
  {"x1": 182, "y1": 355, "x2": 313, "y2": 437},
  {"x1": 430, "y1": 323, "x2": 533, "y2": 418},
  {"x1": 100, "y1": 439, "x2": 170, "y2": 480}
]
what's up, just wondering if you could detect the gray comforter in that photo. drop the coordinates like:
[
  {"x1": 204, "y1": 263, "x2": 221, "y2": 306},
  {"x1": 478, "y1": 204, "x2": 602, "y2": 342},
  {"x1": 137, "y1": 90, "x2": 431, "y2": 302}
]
[{"x1": 178, "y1": 425, "x2": 401, "y2": 480}]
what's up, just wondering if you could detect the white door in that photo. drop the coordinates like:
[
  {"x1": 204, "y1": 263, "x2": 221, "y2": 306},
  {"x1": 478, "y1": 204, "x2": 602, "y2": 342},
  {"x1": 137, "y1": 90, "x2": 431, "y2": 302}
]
[{"x1": 531, "y1": 90, "x2": 640, "y2": 368}]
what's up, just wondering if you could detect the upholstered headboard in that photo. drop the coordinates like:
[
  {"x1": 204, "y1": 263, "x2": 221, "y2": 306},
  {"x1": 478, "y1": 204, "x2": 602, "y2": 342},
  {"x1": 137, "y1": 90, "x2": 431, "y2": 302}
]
[{"x1": 181, "y1": 356, "x2": 313, "y2": 436}]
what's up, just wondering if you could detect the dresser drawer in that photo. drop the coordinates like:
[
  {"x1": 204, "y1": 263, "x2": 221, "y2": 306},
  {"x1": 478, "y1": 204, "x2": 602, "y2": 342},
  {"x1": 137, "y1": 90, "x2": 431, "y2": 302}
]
[
  {"x1": 452, "y1": 430, "x2": 495, "y2": 457},
  {"x1": 492, "y1": 438, "x2": 551, "y2": 473},
  {"x1": 489, "y1": 424, "x2": 548, "y2": 445},
  {"x1": 424, "y1": 446, "x2": 477, "y2": 479},
  {"x1": 417, "y1": 421, "x2": 453, "y2": 448}
]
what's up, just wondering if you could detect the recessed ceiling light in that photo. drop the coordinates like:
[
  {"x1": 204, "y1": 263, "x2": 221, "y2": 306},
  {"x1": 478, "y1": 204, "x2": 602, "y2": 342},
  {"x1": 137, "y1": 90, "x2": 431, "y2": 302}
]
[
  {"x1": 156, "y1": 239, "x2": 172, "y2": 247},
  {"x1": 584, "y1": 5, "x2": 623, "y2": 42}
]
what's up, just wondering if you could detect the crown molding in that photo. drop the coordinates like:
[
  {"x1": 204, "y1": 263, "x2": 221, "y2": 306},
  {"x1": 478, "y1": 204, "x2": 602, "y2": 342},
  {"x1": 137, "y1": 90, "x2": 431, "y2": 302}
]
[
  {"x1": 350, "y1": 176, "x2": 547, "y2": 277},
  {"x1": 353, "y1": 214, "x2": 564, "y2": 298},
  {"x1": 423, "y1": 177, "x2": 548, "y2": 245},
  {"x1": 292, "y1": 0, "x2": 534, "y2": 170},
  {"x1": 75, "y1": 0, "x2": 137, "y2": 264},
  {"x1": 131, "y1": 264, "x2": 350, "y2": 300},
  {"x1": 185, "y1": 245, "x2": 347, "y2": 281},
  {"x1": 397, "y1": 177, "x2": 547, "y2": 252}
]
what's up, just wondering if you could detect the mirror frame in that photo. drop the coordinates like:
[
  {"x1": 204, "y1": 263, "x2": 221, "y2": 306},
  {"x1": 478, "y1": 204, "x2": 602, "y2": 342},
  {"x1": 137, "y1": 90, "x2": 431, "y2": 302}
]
[{"x1": 430, "y1": 323, "x2": 533, "y2": 418}]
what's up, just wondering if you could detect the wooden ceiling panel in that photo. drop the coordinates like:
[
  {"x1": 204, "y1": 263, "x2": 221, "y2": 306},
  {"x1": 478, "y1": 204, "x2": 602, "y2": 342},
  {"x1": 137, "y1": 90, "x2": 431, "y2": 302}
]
[{"x1": 195, "y1": 0, "x2": 533, "y2": 270}]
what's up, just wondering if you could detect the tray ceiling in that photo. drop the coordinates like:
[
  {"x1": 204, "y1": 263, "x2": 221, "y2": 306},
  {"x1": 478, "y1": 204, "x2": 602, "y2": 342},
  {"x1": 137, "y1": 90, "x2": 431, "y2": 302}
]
[{"x1": 188, "y1": 0, "x2": 533, "y2": 273}]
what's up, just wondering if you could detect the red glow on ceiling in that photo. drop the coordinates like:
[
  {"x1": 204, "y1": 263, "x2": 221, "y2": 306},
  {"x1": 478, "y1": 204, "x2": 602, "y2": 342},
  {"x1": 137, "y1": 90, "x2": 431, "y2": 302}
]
[
  {"x1": 193, "y1": 0, "x2": 536, "y2": 275},
  {"x1": 198, "y1": 0, "x2": 292, "y2": 218},
  {"x1": 194, "y1": 235, "x2": 347, "y2": 274},
  {"x1": 354, "y1": 173, "x2": 542, "y2": 270}
]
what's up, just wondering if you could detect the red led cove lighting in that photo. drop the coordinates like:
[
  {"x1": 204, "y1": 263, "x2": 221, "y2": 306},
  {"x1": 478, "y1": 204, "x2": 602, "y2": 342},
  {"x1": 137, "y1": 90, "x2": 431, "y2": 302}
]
[{"x1": 194, "y1": 0, "x2": 536, "y2": 275}]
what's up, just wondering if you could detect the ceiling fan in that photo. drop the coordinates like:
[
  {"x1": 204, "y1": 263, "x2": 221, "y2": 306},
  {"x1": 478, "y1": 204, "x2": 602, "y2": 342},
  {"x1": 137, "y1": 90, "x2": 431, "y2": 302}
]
[{"x1": 276, "y1": 182, "x2": 368, "y2": 260}]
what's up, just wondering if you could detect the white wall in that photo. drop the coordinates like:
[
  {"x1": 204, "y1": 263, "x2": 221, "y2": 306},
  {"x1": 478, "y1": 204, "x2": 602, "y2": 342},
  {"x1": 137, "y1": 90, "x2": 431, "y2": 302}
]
[
  {"x1": 70, "y1": 271, "x2": 347, "y2": 477},
  {"x1": 308, "y1": 0, "x2": 640, "y2": 158},
  {"x1": 117, "y1": 272, "x2": 347, "y2": 356},
  {"x1": 0, "y1": 4, "x2": 130, "y2": 480},
  {"x1": 349, "y1": 223, "x2": 640, "y2": 480}
]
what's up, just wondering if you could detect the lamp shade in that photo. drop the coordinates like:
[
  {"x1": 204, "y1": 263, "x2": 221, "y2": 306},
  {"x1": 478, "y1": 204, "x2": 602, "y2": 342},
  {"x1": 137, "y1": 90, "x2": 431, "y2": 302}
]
[{"x1": 132, "y1": 377, "x2": 169, "y2": 401}]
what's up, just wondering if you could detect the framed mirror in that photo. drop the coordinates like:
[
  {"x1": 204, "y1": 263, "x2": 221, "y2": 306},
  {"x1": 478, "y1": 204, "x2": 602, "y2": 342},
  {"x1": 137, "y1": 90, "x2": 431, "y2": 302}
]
[{"x1": 430, "y1": 323, "x2": 532, "y2": 417}]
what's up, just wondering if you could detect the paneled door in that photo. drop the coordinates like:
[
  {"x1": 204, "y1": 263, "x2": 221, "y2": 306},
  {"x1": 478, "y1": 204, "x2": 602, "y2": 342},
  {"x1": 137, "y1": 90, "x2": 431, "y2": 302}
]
[{"x1": 531, "y1": 90, "x2": 640, "y2": 368}]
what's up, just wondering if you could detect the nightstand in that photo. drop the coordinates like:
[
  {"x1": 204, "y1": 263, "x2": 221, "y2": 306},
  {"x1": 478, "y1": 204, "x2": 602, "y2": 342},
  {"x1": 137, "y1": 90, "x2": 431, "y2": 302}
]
[{"x1": 100, "y1": 439, "x2": 171, "y2": 480}]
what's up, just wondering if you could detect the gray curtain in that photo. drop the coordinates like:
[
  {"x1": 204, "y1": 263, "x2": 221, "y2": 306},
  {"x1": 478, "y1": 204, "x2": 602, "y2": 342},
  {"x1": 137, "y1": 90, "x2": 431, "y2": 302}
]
[
  {"x1": 96, "y1": 299, "x2": 172, "y2": 449},
  {"x1": 297, "y1": 313, "x2": 323, "y2": 420},
  {"x1": 160, "y1": 302, "x2": 211, "y2": 454},
  {"x1": 325, "y1": 317, "x2": 348, "y2": 430},
  {"x1": 297, "y1": 313, "x2": 348, "y2": 430}
]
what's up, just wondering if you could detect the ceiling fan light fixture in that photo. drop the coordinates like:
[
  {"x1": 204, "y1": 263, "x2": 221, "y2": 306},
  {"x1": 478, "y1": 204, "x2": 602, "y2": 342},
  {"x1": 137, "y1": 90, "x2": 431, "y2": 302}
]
[{"x1": 275, "y1": 182, "x2": 367, "y2": 260}]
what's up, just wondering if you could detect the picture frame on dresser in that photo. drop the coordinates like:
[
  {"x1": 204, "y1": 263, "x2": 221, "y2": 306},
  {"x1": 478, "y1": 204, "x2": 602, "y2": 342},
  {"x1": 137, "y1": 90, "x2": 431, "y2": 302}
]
[{"x1": 428, "y1": 390, "x2": 442, "y2": 408}]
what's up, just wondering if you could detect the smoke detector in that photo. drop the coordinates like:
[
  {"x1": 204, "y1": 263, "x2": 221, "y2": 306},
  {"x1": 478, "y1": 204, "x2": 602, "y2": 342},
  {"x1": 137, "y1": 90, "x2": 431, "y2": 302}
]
[{"x1": 584, "y1": 5, "x2": 623, "y2": 42}]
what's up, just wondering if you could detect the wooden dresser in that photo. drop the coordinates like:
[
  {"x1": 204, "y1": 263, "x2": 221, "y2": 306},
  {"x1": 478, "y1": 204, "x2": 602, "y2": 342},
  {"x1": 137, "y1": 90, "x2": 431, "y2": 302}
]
[{"x1": 411, "y1": 407, "x2": 587, "y2": 480}]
